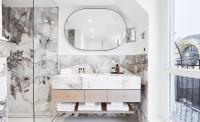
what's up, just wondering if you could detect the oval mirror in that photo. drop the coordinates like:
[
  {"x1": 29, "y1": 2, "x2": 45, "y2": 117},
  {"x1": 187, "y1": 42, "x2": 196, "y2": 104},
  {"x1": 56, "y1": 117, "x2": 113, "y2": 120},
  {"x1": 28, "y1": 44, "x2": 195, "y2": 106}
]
[{"x1": 65, "y1": 8, "x2": 127, "y2": 51}]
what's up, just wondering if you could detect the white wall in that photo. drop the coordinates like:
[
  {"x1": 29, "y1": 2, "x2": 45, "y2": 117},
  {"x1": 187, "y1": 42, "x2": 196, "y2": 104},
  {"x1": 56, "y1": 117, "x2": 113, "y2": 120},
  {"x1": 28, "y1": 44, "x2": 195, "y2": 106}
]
[
  {"x1": 137, "y1": 0, "x2": 168, "y2": 122},
  {"x1": 58, "y1": 5, "x2": 148, "y2": 55}
]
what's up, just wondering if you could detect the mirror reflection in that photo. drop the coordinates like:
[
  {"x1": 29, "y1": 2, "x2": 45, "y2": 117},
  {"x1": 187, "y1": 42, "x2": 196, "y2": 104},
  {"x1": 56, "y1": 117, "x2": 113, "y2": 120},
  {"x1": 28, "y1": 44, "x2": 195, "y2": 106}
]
[{"x1": 65, "y1": 8, "x2": 127, "y2": 51}]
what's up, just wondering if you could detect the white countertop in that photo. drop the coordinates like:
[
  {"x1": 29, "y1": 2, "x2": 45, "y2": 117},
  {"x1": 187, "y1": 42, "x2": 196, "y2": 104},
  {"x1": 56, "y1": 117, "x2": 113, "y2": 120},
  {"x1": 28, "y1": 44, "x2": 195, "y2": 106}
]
[{"x1": 51, "y1": 73, "x2": 141, "y2": 90}]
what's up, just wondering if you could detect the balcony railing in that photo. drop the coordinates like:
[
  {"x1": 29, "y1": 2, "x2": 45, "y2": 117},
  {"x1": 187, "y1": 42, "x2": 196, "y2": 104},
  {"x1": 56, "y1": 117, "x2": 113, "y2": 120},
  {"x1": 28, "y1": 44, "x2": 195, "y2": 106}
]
[
  {"x1": 175, "y1": 60, "x2": 200, "y2": 112},
  {"x1": 176, "y1": 59, "x2": 200, "y2": 69}
]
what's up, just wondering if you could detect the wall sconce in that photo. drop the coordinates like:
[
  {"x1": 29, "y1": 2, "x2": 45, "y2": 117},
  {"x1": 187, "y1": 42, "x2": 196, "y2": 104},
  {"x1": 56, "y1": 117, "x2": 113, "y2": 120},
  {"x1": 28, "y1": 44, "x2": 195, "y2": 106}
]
[{"x1": 126, "y1": 27, "x2": 136, "y2": 43}]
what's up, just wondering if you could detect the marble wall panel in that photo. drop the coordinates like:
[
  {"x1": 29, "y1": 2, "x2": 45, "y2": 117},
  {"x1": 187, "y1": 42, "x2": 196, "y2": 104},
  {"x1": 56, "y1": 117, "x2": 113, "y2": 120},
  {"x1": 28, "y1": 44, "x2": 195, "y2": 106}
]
[
  {"x1": 33, "y1": 7, "x2": 58, "y2": 115},
  {"x1": 2, "y1": 6, "x2": 59, "y2": 115},
  {"x1": 59, "y1": 55, "x2": 148, "y2": 84}
]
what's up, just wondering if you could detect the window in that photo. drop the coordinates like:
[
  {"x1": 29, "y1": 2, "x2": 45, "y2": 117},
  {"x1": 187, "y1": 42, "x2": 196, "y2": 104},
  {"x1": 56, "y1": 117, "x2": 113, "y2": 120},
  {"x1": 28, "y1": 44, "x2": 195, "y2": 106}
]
[{"x1": 170, "y1": 0, "x2": 200, "y2": 121}]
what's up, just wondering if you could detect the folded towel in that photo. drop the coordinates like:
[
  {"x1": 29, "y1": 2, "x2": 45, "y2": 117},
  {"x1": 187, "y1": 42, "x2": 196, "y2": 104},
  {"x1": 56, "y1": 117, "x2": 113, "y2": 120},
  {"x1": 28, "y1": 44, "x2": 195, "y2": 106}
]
[
  {"x1": 85, "y1": 102, "x2": 96, "y2": 106},
  {"x1": 111, "y1": 102, "x2": 124, "y2": 106},
  {"x1": 57, "y1": 102, "x2": 74, "y2": 107},
  {"x1": 57, "y1": 108, "x2": 75, "y2": 112},
  {"x1": 78, "y1": 103, "x2": 101, "y2": 111},
  {"x1": 57, "y1": 102, "x2": 75, "y2": 112},
  {"x1": 107, "y1": 103, "x2": 129, "y2": 111}
]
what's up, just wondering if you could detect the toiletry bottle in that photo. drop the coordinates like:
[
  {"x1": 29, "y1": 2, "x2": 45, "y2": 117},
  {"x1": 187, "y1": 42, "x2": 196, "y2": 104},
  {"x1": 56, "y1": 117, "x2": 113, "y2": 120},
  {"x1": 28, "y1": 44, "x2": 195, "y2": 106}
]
[
  {"x1": 115, "y1": 64, "x2": 120, "y2": 74},
  {"x1": 80, "y1": 68, "x2": 82, "y2": 73},
  {"x1": 79, "y1": 68, "x2": 81, "y2": 73}
]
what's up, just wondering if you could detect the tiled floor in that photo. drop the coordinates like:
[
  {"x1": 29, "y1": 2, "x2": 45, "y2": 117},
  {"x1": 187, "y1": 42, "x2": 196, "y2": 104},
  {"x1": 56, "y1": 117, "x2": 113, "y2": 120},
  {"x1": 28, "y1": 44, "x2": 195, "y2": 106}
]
[{"x1": 8, "y1": 116, "x2": 138, "y2": 122}]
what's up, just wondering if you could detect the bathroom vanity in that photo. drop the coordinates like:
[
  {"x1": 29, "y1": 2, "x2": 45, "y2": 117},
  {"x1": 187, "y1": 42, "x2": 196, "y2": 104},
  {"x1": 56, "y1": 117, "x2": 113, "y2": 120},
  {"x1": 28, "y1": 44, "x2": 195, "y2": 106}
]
[
  {"x1": 51, "y1": 73, "x2": 141, "y2": 103},
  {"x1": 51, "y1": 72, "x2": 141, "y2": 122}
]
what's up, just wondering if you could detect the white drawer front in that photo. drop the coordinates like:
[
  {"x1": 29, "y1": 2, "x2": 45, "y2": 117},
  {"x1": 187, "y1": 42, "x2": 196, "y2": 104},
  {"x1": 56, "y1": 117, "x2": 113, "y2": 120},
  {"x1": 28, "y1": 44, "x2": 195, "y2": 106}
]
[
  {"x1": 51, "y1": 90, "x2": 84, "y2": 102},
  {"x1": 85, "y1": 90, "x2": 107, "y2": 102},
  {"x1": 108, "y1": 90, "x2": 141, "y2": 102}
]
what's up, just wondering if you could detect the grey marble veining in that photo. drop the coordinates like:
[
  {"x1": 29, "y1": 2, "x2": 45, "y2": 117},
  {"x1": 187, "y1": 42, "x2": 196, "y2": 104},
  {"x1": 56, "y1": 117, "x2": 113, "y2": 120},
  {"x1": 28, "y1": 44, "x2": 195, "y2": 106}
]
[
  {"x1": 33, "y1": 7, "x2": 58, "y2": 115},
  {"x1": 51, "y1": 73, "x2": 141, "y2": 89},
  {"x1": 4, "y1": 7, "x2": 34, "y2": 114},
  {"x1": 2, "y1": 6, "x2": 59, "y2": 115},
  {"x1": 59, "y1": 55, "x2": 147, "y2": 84},
  {"x1": 0, "y1": 103, "x2": 7, "y2": 122},
  {"x1": 2, "y1": 5, "x2": 10, "y2": 40},
  {"x1": 0, "y1": 58, "x2": 8, "y2": 122}
]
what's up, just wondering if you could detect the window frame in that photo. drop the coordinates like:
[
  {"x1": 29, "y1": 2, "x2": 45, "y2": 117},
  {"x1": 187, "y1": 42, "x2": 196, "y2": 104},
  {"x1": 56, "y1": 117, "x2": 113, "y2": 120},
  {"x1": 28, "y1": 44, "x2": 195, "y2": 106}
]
[{"x1": 168, "y1": 0, "x2": 200, "y2": 120}]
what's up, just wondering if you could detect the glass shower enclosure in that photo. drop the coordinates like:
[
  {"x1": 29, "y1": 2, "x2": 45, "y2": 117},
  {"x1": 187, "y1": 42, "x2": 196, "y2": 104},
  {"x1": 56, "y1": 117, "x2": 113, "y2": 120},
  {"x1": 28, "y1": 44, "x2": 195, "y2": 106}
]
[{"x1": 1, "y1": 0, "x2": 58, "y2": 121}]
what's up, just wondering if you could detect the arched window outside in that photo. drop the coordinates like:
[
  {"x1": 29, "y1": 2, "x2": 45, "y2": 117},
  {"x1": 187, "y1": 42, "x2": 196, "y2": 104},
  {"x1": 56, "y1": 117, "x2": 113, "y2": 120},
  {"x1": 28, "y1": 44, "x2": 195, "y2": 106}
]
[{"x1": 182, "y1": 45, "x2": 199, "y2": 65}]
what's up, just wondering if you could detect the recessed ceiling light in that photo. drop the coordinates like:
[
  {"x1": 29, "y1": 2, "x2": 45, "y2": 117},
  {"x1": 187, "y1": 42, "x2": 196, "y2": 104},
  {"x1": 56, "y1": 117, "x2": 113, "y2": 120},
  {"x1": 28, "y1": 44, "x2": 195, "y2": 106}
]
[{"x1": 88, "y1": 18, "x2": 93, "y2": 22}]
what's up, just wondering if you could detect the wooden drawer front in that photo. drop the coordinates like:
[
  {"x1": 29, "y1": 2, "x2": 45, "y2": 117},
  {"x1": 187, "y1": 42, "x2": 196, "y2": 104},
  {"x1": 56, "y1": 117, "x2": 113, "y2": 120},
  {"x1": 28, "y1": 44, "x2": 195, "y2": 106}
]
[
  {"x1": 107, "y1": 90, "x2": 141, "y2": 102},
  {"x1": 85, "y1": 90, "x2": 107, "y2": 102},
  {"x1": 52, "y1": 90, "x2": 84, "y2": 102}
]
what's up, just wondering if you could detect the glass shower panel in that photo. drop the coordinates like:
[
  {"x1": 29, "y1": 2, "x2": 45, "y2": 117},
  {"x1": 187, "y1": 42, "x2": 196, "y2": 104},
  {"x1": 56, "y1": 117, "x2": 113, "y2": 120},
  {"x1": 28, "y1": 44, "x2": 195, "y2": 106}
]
[
  {"x1": 2, "y1": 0, "x2": 34, "y2": 121},
  {"x1": 33, "y1": 0, "x2": 58, "y2": 121}
]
